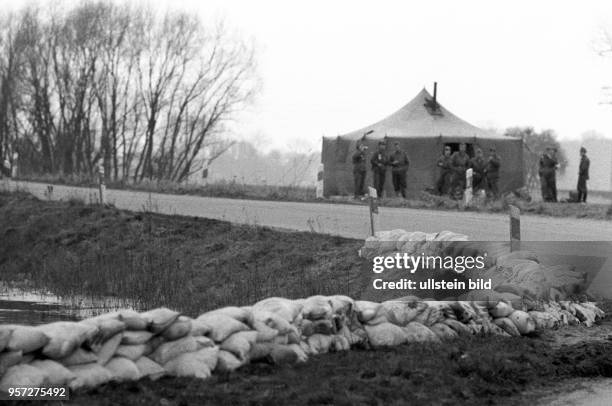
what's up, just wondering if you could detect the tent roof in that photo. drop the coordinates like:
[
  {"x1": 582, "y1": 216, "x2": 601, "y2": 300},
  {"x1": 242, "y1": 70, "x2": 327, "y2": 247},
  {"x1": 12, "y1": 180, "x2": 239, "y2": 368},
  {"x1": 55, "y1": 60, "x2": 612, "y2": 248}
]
[{"x1": 336, "y1": 88, "x2": 510, "y2": 141}]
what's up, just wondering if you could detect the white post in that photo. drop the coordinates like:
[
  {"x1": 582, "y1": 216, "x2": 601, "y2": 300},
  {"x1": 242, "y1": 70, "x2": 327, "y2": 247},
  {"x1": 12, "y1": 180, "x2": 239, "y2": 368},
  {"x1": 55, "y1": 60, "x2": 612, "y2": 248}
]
[
  {"x1": 315, "y1": 164, "x2": 324, "y2": 199},
  {"x1": 11, "y1": 152, "x2": 18, "y2": 178},
  {"x1": 368, "y1": 186, "x2": 378, "y2": 236},
  {"x1": 464, "y1": 168, "x2": 473, "y2": 206},
  {"x1": 98, "y1": 164, "x2": 106, "y2": 205}
]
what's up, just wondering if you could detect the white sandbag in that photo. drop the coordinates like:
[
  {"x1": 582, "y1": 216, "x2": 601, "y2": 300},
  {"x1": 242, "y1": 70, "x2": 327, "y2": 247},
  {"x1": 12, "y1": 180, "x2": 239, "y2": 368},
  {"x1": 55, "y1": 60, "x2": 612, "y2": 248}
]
[
  {"x1": 307, "y1": 334, "x2": 334, "y2": 354},
  {"x1": 508, "y1": 310, "x2": 536, "y2": 335},
  {"x1": 365, "y1": 323, "x2": 407, "y2": 347},
  {"x1": 355, "y1": 301, "x2": 384, "y2": 324},
  {"x1": 135, "y1": 356, "x2": 166, "y2": 381},
  {"x1": 0, "y1": 364, "x2": 46, "y2": 392},
  {"x1": 443, "y1": 319, "x2": 473, "y2": 336},
  {"x1": 141, "y1": 308, "x2": 181, "y2": 334},
  {"x1": 252, "y1": 298, "x2": 303, "y2": 323},
  {"x1": 272, "y1": 334, "x2": 289, "y2": 345},
  {"x1": 248, "y1": 342, "x2": 274, "y2": 361},
  {"x1": 40, "y1": 321, "x2": 98, "y2": 359},
  {"x1": 301, "y1": 296, "x2": 333, "y2": 320},
  {"x1": 221, "y1": 331, "x2": 258, "y2": 361},
  {"x1": 121, "y1": 330, "x2": 154, "y2": 345},
  {"x1": 115, "y1": 343, "x2": 151, "y2": 361},
  {"x1": 381, "y1": 300, "x2": 425, "y2": 326},
  {"x1": 403, "y1": 322, "x2": 440, "y2": 343},
  {"x1": 196, "y1": 314, "x2": 250, "y2": 342},
  {"x1": 412, "y1": 305, "x2": 444, "y2": 327},
  {"x1": 251, "y1": 310, "x2": 297, "y2": 336},
  {"x1": 338, "y1": 324, "x2": 368, "y2": 346},
  {"x1": 60, "y1": 348, "x2": 99, "y2": 366},
  {"x1": 331, "y1": 335, "x2": 351, "y2": 352},
  {"x1": 450, "y1": 301, "x2": 478, "y2": 323},
  {"x1": 7, "y1": 325, "x2": 49, "y2": 353},
  {"x1": 116, "y1": 309, "x2": 149, "y2": 330},
  {"x1": 572, "y1": 303, "x2": 596, "y2": 327},
  {"x1": 150, "y1": 335, "x2": 213, "y2": 365},
  {"x1": 161, "y1": 316, "x2": 192, "y2": 341},
  {"x1": 68, "y1": 363, "x2": 112, "y2": 391},
  {"x1": 0, "y1": 326, "x2": 12, "y2": 352},
  {"x1": 528, "y1": 311, "x2": 558, "y2": 330},
  {"x1": 430, "y1": 323, "x2": 458, "y2": 340},
  {"x1": 288, "y1": 344, "x2": 308, "y2": 363},
  {"x1": 92, "y1": 332, "x2": 123, "y2": 365},
  {"x1": 81, "y1": 317, "x2": 126, "y2": 344},
  {"x1": 302, "y1": 319, "x2": 336, "y2": 336},
  {"x1": 30, "y1": 359, "x2": 77, "y2": 386},
  {"x1": 0, "y1": 351, "x2": 23, "y2": 376},
  {"x1": 164, "y1": 349, "x2": 215, "y2": 379},
  {"x1": 200, "y1": 306, "x2": 252, "y2": 324},
  {"x1": 215, "y1": 349, "x2": 245, "y2": 372},
  {"x1": 493, "y1": 317, "x2": 521, "y2": 337},
  {"x1": 190, "y1": 319, "x2": 213, "y2": 336},
  {"x1": 269, "y1": 345, "x2": 300, "y2": 365},
  {"x1": 489, "y1": 301, "x2": 514, "y2": 318},
  {"x1": 328, "y1": 295, "x2": 355, "y2": 316},
  {"x1": 105, "y1": 357, "x2": 142, "y2": 382}
]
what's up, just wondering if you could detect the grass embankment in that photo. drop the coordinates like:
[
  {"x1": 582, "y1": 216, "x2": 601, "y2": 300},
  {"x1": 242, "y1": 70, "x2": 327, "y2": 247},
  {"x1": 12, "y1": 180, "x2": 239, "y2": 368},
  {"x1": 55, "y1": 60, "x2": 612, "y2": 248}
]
[
  {"x1": 0, "y1": 191, "x2": 362, "y2": 316},
  {"x1": 14, "y1": 173, "x2": 612, "y2": 220}
]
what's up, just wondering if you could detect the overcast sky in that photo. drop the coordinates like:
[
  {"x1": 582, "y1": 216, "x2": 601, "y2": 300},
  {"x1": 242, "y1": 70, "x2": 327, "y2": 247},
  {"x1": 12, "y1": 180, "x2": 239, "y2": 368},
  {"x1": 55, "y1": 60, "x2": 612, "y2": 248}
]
[{"x1": 6, "y1": 0, "x2": 612, "y2": 152}]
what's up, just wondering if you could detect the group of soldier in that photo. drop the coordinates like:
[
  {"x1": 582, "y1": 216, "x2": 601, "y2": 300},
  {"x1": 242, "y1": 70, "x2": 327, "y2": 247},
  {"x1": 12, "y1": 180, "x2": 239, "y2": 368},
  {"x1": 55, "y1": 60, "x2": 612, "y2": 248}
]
[
  {"x1": 538, "y1": 146, "x2": 590, "y2": 203},
  {"x1": 435, "y1": 143, "x2": 501, "y2": 199},
  {"x1": 351, "y1": 140, "x2": 501, "y2": 200}
]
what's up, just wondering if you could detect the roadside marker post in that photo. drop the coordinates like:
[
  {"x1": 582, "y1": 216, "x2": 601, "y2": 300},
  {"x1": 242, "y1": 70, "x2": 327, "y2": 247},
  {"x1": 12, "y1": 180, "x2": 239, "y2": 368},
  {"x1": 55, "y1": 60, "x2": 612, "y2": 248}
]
[
  {"x1": 464, "y1": 168, "x2": 473, "y2": 207},
  {"x1": 368, "y1": 186, "x2": 378, "y2": 236},
  {"x1": 98, "y1": 164, "x2": 106, "y2": 205},
  {"x1": 509, "y1": 204, "x2": 520, "y2": 252},
  {"x1": 316, "y1": 164, "x2": 324, "y2": 199}
]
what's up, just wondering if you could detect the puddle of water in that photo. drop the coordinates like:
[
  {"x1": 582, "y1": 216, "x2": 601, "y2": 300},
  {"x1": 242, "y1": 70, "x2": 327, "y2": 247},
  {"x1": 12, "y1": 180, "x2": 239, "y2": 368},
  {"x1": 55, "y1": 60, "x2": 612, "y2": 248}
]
[{"x1": 0, "y1": 284, "x2": 138, "y2": 325}]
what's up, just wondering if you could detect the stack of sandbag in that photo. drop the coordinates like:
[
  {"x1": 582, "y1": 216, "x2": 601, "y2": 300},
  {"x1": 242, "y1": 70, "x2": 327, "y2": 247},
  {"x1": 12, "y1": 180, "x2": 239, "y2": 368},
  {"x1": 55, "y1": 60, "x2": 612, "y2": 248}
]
[{"x1": 359, "y1": 229, "x2": 468, "y2": 260}]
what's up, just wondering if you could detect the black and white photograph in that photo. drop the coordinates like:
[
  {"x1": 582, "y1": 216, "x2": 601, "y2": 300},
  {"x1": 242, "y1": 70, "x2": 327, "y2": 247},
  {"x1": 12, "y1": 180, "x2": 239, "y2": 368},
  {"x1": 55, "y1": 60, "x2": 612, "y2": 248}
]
[{"x1": 1, "y1": 0, "x2": 612, "y2": 405}]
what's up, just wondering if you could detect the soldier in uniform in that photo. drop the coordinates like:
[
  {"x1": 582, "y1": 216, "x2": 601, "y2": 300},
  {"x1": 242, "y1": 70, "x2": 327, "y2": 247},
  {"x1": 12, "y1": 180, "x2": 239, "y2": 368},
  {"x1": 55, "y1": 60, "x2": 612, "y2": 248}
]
[
  {"x1": 352, "y1": 143, "x2": 368, "y2": 198},
  {"x1": 485, "y1": 147, "x2": 501, "y2": 198},
  {"x1": 451, "y1": 142, "x2": 470, "y2": 192},
  {"x1": 539, "y1": 147, "x2": 558, "y2": 202},
  {"x1": 469, "y1": 147, "x2": 486, "y2": 192},
  {"x1": 577, "y1": 146, "x2": 590, "y2": 203},
  {"x1": 390, "y1": 141, "x2": 410, "y2": 198},
  {"x1": 436, "y1": 145, "x2": 453, "y2": 195},
  {"x1": 371, "y1": 141, "x2": 388, "y2": 197}
]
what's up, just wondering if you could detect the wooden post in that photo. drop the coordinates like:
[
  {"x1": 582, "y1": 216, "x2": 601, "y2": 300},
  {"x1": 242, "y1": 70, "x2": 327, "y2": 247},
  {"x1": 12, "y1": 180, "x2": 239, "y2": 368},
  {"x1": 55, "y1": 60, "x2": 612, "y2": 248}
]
[
  {"x1": 98, "y1": 164, "x2": 106, "y2": 205},
  {"x1": 316, "y1": 164, "x2": 324, "y2": 199},
  {"x1": 368, "y1": 186, "x2": 378, "y2": 236},
  {"x1": 509, "y1": 204, "x2": 520, "y2": 252},
  {"x1": 464, "y1": 168, "x2": 473, "y2": 206}
]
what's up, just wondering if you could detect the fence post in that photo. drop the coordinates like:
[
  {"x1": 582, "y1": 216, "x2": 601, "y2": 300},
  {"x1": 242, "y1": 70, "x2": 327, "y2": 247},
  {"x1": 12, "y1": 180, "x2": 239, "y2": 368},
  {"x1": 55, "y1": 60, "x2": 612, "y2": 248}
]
[
  {"x1": 316, "y1": 164, "x2": 324, "y2": 199},
  {"x1": 464, "y1": 168, "x2": 473, "y2": 206},
  {"x1": 98, "y1": 164, "x2": 106, "y2": 205},
  {"x1": 368, "y1": 186, "x2": 378, "y2": 236},
  {"x1": 509, "y1": 204, "x2": 520, "y2": 252}
]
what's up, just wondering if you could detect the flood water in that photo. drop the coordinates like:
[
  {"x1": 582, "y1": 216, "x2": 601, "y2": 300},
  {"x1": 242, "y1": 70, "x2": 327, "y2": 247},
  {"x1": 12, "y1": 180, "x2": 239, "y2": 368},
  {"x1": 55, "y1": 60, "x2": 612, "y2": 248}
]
[{"x1": 0, "y1": 284, "x2": 137, "y2": 325}]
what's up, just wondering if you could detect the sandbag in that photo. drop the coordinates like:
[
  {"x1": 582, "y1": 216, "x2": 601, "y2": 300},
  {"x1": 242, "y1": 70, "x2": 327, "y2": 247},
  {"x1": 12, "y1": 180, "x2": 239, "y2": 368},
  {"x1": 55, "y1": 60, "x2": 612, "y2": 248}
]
[
  {"x1": 301, "y1": 296, "x2": 333, "y2": 320},
  {"x1": 288, "y1": 343, "x2": 308, "y2": 363},
  {"x1": 331, "y1": 335, "x2": 351, "y2": 352},
  {"x1": 365, "y1": 323, "x2": 407, "y2": 347},
  {"x1": 380, "y1": 300, "x2": 425, "y2": 326},
  {"x1": 135, "y1": 356, "x2": 166, "y2": 381},
  {"x1": 413, "y1": 305, "x2": 444, "y2": 327},
  {"x1": 307, "y1": 334, "x2": 334, "y2": 354},
  {"x1": 248, "y1": 342, "x2": 274, "y2": 361},
  {"x1": 430, "y1": 323, "x2": 458, "y2": 340},
  {"x1": 216, "y1": 349, "x2": 245, "y2": 372},
  {"x1": 251, "y1": 310, "x2": 297, "y2": 335},
  {"x1": 509, "y1": 310, "x2": 536, "y2": 335},
  {"x1": 489, "y1": 301, "x2": 514, "y2": 318},
  {"x1": 200, "y1": 306, "x2": 252, "y2": 324},
  {"x1": 269, "y1": 345, "x2": 299, "y2": 365},
  {"x1": 443, "y1": 319, "x2": 473, "y2": 336},
  {"x1": 121, "y1": 330, "x2": 154, "y2": 345},
  {"x1": 150, "y1": 335, "x2": 213, "y2": 365},
  {"x1": 105, "y1": 357, "x2": 142, "y2": 382},
  {"x1": 528, "y1": 311, "x2": 558, "y2": 330},
  {"x1": 355, "y1": 301, "x2": 383, "y2": 324},
  {"x1": 7, "y1": 325, "x2": 49, "y2": 353},
  {"x1": 30, "y1": 360, "x2": 77, "y2": 386},
  {"x1": 493, "y1": 317, "x2": 521, "y2": 337},
  {"x1": 161, "y1": 316, "x2": 192, "y2": 341},
  {"x1": 0, "y1": 351, "x2": 23, "y2": 376},
  {"x1": 116, "y1": 309, "x2": 149, "y2": 330},
  {"x1": 0, "y1": 364, "x2": 46, "y2": 392},
  {"x1": 141, "y1": 308, "x2": 180, "y2": 334},
  {"x1": 0, "y1": 326, "x2": 12, "y2": 352},
  {"x1": 196, "y1": 314, "x2": 250, "y2": 342},
  {"x1": 92, "y1": 332, "x2": 123, "y2": 365},
  {"x1": 60, "y1": 348, "x2": 99, "y2": 366},
  {"x1": 301, "y1": 319, "x2": 336, "y2": 336},
  {"x1": 221, "y1": 331, "x2": 258, "y2": 361},
  {"x1": 81, "y1": 317, "x2": 126, "y2": 344},
  {"x1": 115, "y1": 343, "x2": 151, "y2": 361},
  {"x1": 403, "y1": 322, "x2": 440, "y2": 343},
  {"x1": 68, "y1": 363, "x2": 112, "y2": 391},
  {"x1": 190, "y1": 319, "x2": 213, "y2": 336},
  {"x1": 164, "y1": 349, "x2": 216, "y2": 379},
  {"x1": 328, "y1": 295, "x2": 355, "y2": 316},
  {"x1": 252, "y1": 298, "x2": 303, "y2": 323},
  {"x1": 40, "y1": 322, "x2": 98, "y2": 359}
]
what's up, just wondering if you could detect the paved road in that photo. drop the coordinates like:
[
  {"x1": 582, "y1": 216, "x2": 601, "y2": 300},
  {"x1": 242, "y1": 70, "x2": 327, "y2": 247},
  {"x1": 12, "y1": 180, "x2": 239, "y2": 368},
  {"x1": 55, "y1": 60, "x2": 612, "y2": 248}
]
[{"x1": 3, "y1": 180, "x2": 611, "y2": 241}]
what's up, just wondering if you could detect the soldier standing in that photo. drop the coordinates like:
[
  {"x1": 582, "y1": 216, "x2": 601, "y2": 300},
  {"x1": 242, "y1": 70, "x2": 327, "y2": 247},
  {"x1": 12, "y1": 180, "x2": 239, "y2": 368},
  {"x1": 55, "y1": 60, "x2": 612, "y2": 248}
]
[
  {"x1": 390, "y1": 141, "x2": 410, "y2": 198},
  {"x1": 351, "y1": 143, "x2": 368, "y2": 199},
  {"x1": 577, "y1": 146, "x2": 590, "y2": 203},
  {"x1": 485, "y1": 147, "x2": 501, "y2": 198},
  {"x1": 539, "y1": 147, "x2": 558, "y2": 202},
  {"x1": 436, "y1": 145, "x2": 453, "y2": 195},
  {"x1": 469, "y1": 148, "x2": 486, "y2": 192},
  {"x1": 451, "y1": 142, "x2": 470, "y2": 192},
  {"x1": 371, "y1": 141, "x2": 388, "y2": 197}
]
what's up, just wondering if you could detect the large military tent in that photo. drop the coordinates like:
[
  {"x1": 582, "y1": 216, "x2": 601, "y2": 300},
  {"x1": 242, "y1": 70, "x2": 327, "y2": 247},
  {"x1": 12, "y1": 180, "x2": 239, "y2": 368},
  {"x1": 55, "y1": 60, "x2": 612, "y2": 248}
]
[{"x1": 321, "y1": 87, "x2": 523, "y2": 197}]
